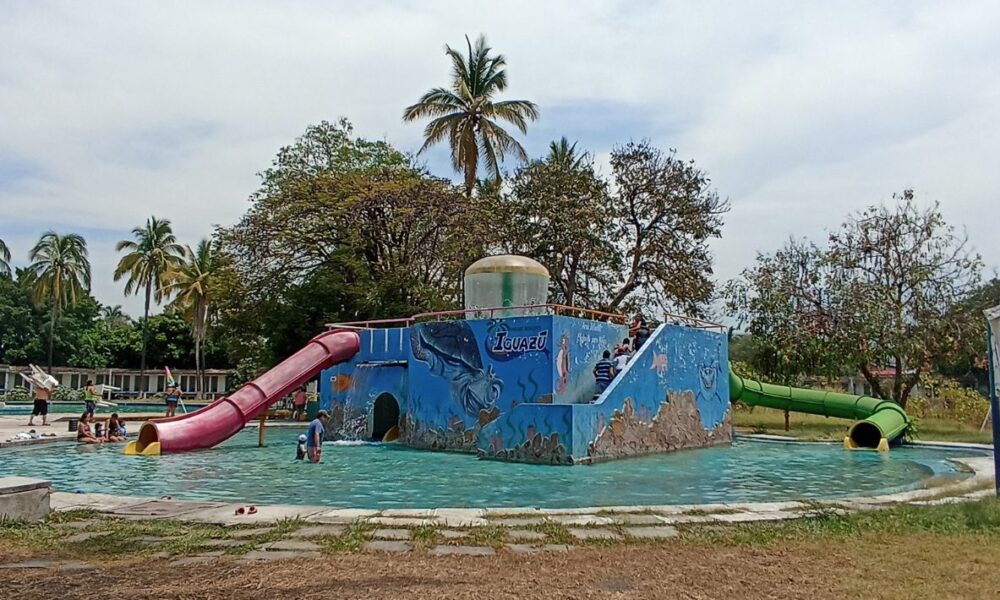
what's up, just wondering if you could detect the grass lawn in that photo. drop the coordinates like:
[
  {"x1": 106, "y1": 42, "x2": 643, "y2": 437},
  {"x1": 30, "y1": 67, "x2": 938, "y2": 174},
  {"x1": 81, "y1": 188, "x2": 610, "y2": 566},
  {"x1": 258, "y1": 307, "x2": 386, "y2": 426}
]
[
  {"x1": 734, "y1": 405, "x2": 993, "y2": 444},
  {"x1": 2, "y1": 500, "x2": 1000, "y2": 598}
]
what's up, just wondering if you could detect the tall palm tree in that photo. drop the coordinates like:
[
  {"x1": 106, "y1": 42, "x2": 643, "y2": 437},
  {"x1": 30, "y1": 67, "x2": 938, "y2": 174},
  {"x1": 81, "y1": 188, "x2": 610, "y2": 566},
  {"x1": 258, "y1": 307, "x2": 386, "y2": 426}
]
[
  {"x1": 100, "y1": 304, "x2": 131, "y2": 328},
  {"x1": 403, "y1": 34, "x2": 539, "y2": 196},
  {"x1": 546, "y1": 137, "x2": 588, "y2": 169},
  {"x1": 27, "y1": 232, "x2": 91, "y2": 369},
  {"x1": 114, "y1": 216, "x2": 183, "y2": 394},
  {"x1": 166, "y1": 239, "x2": 219, "y2": 398},
  {"x1": 0, "y1": 237, "x2": 11, "y2": 279}
]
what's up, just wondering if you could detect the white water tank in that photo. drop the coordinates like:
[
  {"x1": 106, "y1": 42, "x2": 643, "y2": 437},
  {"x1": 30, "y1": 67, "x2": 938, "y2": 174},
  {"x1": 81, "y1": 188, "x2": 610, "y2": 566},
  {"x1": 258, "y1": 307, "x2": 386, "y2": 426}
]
[{"x1": 464, "y1": 255, "x2": 550, "y2": 318}]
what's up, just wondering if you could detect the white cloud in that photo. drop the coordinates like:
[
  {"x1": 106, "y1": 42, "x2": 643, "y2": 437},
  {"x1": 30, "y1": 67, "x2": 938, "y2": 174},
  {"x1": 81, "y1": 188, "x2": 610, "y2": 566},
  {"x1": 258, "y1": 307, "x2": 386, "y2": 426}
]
[{"x1": 1, "y1": 0, "x2": 998, "y2": 316}]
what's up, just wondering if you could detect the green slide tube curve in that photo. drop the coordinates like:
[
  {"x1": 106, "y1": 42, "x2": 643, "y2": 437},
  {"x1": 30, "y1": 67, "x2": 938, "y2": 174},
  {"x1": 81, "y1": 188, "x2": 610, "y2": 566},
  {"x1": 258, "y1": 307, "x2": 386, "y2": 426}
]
[{"x1": 729, "y1": 369, "x2": 911, "y2": 450}]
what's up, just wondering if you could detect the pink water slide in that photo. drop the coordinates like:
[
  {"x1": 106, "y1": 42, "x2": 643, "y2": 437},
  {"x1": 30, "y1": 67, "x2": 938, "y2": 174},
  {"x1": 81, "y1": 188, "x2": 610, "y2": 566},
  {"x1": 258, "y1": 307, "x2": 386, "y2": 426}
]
[{"x1": 125, "y1": 330, "x2": 360, "y2": 455}]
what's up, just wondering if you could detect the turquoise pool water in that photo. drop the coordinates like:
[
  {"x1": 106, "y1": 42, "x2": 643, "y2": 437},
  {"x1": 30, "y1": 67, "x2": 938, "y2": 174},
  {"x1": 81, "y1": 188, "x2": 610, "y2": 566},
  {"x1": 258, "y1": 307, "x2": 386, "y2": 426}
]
[
  {"x1": 0, "y1": 429, "x2": 981, "y2": 509},
  {"x1": 0, "y1": 402, "x2": 208, "y2": 415}
]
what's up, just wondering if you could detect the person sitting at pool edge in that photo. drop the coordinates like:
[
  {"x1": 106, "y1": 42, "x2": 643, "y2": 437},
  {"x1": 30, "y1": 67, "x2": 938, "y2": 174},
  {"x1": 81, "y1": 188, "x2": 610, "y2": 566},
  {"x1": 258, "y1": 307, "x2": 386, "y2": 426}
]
[
  {"x1": 164, "y1": 381, "x2": 182, "y2": 417},
  {"x1": 105, "y1": 413, "x2": 126, "y2": 442},
  {"x1": 306, "y1": 410, "x2": 329, "y2": 464},
  {"x1": 77, "y1": 412, "x2": 104, "y2": 444},
  {"x1": 593, "y1": 350, "x2": 616, "y2": 394},
  {"x1": 295, "y1": 434, "x2": 307, "y2": 460},
  {"x1": 27, "y1": 385, "x2": 50, "y2": 427}
]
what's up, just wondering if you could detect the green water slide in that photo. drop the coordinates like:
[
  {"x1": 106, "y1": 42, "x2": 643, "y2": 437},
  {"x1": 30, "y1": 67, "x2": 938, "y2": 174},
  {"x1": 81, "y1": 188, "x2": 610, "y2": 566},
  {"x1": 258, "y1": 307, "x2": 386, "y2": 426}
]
[{"x1": 728, "y1": 370, "x2": 911, "y2": 451}]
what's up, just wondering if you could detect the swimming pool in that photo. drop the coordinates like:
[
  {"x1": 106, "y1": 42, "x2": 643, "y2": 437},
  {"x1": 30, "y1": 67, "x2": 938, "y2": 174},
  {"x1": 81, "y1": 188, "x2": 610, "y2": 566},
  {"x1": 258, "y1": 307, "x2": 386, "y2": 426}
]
[
  {"x1": 0, "y1": 402, "x2": 208, "y2": 416},
  {"x1": 0, "y1": 429, "x2": 981, "y2": 509}
]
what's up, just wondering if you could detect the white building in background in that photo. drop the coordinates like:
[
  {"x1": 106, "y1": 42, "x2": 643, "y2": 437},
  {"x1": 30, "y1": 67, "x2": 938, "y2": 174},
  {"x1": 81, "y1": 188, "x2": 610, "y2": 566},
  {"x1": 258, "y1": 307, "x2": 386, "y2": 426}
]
[{"x1": 0, "y1": 365, "x2": 232, "y2": 399}]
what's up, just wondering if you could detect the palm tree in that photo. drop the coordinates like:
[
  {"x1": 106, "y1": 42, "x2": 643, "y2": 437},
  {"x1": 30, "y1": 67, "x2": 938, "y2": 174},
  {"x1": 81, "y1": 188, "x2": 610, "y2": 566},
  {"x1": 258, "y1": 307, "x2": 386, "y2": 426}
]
[
  {"x1": 27, "y1": 232, "x2": 91, "y2": 369},
  {"x1": 0, "y1": 237, "x2": 10, "y2": 279},
  {"x1": 166, "y1": 239, "x2": 219, "y2": 398},
  {"x1": 114, "y1": 217, "x2": 183, "y2": 394},
  {"x1": 403, "y1": 34, "x2": 539, "y2": 196},
  {"x1": 546, "y1": 137, "x2": 589, "y2": 169},
  {"x1": 100, "y1": 305, "x2": 131, "y2": 328}
]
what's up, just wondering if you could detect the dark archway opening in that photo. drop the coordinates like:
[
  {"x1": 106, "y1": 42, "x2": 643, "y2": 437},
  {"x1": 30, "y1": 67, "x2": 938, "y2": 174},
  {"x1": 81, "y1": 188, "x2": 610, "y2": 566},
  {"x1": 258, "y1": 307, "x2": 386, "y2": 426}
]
[{"x1": 371, "y1": 393, "x2": 400, "y2": 441}]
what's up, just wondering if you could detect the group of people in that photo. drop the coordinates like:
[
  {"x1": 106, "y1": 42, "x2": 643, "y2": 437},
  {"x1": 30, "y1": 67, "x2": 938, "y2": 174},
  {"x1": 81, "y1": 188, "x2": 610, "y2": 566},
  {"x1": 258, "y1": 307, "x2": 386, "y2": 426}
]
[
  {"x1": 76, "y1": 412, "x2": 127, "y2": 445},
  {"x1": 295, "y1": 409, "x2": 329, "y2": 463},
  {"x1": 592, "y1": 315, "x2": 652, "y2": 393}
]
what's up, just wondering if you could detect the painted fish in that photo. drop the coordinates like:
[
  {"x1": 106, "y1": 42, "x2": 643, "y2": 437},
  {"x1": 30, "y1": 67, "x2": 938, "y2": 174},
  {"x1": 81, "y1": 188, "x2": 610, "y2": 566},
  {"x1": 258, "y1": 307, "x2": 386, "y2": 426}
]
[
  {"x1": 332, "y1": 374, "x2": 353, "y2": 393},
  {"x1": 410, "y1": 321, "x2": 502, "y2": 416}
]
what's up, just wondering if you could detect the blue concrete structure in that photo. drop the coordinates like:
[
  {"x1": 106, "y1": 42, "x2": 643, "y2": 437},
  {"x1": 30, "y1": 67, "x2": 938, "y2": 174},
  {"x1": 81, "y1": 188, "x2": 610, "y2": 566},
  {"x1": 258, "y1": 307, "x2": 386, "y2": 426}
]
[{"x1": 319, "y1": 313, "x2": 732, "y2": 465}]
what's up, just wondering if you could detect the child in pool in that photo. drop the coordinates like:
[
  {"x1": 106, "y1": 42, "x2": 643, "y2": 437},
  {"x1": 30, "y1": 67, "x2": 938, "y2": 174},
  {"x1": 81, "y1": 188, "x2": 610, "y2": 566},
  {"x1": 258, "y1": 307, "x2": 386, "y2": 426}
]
[{"x1": 295, "y1": 434, "x2": 307, "y2": 460}]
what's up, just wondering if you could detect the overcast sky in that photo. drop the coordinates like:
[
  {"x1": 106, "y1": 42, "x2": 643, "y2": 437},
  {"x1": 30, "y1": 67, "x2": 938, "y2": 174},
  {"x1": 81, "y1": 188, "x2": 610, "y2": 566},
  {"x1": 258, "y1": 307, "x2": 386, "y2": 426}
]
[{"x1": 1, "y1": 0, "x2": 998, "y2": 317}]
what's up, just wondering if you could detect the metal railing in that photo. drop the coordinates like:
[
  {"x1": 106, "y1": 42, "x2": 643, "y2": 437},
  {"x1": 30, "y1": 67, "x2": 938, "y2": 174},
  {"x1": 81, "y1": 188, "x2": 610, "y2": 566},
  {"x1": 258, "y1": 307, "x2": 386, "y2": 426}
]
[
  {"x1": 660, "y1": 312, "x2": 727, "y2": 332},
  {"x1": 325, "y1": 304, "x2": 724, "y2": 332},
  {"x1": 411, "y1": 303, "x2": 628, "y2": 324}
]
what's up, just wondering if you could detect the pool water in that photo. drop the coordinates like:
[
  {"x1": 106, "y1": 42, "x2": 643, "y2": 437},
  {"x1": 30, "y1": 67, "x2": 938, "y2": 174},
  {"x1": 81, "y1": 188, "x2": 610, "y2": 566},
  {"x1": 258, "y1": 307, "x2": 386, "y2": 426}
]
[
  {"x1": 0, "y1": 402, "x2": 208, "y2": 415},
  {"x1": 0, "y1": 429, "x2": 980, "y2": 509}
]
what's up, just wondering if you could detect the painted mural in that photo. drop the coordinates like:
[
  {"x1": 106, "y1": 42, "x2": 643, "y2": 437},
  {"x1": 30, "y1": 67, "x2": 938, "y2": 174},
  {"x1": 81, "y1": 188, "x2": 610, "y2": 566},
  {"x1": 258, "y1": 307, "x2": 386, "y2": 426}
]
[
  {"x1": 320, "y1": 327, "x2": 408, "y2": 440},
  {"x1": 586, "y1": 394, "x2": 732, "y2": 461},
  {"x1": 317, "y1": 316, "x2": 732, "y2": 464},
  {"x1": 551, "y1": 317, "x2": 629, "y2": 404},
  {"x1": 572, "y1": 323, "x2": 732, "y2": 462},
  {"x1": 404, "y1": 316, "x2": 554, "y2": 453}
]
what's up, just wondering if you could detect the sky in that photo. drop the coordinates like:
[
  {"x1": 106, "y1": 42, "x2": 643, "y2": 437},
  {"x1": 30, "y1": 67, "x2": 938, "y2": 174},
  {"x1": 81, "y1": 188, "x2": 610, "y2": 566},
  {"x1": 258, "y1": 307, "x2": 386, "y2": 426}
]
[{"x1": 1, "y1": 0, "x2": 998, "y2": 317}]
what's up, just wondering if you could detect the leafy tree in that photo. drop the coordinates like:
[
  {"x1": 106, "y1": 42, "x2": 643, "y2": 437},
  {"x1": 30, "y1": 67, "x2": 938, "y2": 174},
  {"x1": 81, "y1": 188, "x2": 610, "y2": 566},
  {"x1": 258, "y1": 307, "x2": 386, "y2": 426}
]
[
  {"x1": 216, "y1": 120, "x2": 480, "y2": 368},
  {"x1": 726, "y1": 191, "x2": 983, "y2": 407},
  {"x1": 403, "y1": 34, "x2": 538, "y2": 196},
  {"x1": 114, "y1": 216, "x2": 183, "y2": 392},
  {"x1": 488, "y1": 140, "x2": 728, "y2": 315},
  {"x1": 27, "y1": 232, "x2": 91, "y2": 369},
  {"x1": 167, "y1": 239, "x2": 220, "y2": 396},
  {"x1": 0, "y1": 275, "x2": 36, "y2": 365},
  {"x1": 142, "y1": 311, "x2": 197, "y2": 370},
  {"x1": 0, "y1": 237, "x2": 10, "y2": 279},
  {"x1": 605, "y1": 142, "x2": 728, "y2": 315},
  {"x1": 491, "y1": 147, "x2": 617, "y2": 307}
]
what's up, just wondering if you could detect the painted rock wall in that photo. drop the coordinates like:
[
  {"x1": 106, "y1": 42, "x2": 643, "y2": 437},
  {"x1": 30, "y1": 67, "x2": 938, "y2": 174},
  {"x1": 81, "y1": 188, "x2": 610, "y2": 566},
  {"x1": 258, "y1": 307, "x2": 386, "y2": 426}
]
[{"x1": 572, "y1": 324, "x2": 732, "y2": 462}]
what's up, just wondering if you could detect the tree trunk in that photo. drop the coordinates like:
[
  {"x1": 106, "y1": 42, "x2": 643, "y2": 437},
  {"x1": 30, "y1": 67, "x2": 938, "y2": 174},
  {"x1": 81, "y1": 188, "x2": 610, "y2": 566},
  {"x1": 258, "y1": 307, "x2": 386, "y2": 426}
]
[
  {"x1": 858, "y1": 363, "x2": 887, "y2": 399},
  {"x1": 139, "y1": 280, "x2": 151, "y2": 398},
  {"x1": 194, "y1": 336, "x2": 201, "y2": 399},
  {"x1": 47, "y1": 306, "x2": 56, "y2": 371}
]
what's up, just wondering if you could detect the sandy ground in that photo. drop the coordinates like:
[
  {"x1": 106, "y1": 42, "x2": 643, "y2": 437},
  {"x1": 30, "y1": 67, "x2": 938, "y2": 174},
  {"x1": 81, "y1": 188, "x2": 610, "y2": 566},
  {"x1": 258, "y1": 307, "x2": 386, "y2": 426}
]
[{"x1": 4, "y1": 534, "x2": 998, "y2": 600}]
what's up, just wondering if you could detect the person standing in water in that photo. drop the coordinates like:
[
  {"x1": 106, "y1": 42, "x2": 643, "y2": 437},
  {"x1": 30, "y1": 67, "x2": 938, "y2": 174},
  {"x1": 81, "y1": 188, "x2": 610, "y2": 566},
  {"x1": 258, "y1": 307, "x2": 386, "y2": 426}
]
[
  {"x1": 306, "y1": 410, "x2": 329, "y2": 463},
  {"x1": 164, "y1": 381, "x2": 182, "y2": 417}
]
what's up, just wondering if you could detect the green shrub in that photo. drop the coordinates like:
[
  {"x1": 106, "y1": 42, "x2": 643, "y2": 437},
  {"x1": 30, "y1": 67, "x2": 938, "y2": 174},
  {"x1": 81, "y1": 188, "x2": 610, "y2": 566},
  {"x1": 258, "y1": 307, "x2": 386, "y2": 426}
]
[
  {"x1": 908, "y1": 374, "x2": 989, "y2": 427},
  {"x1": 51, "y1": 386, "x2": 84, "y2": 402},
  {"x1": 0, "y1": 387, "x2": 31, "y2": 403}
]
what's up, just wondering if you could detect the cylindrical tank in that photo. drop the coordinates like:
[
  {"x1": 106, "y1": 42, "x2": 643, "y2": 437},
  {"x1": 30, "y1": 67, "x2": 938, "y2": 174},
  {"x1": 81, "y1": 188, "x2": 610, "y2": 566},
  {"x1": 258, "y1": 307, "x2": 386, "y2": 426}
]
[{"x1": 464, "y1": 255, "x2": 550, "y2": 318}]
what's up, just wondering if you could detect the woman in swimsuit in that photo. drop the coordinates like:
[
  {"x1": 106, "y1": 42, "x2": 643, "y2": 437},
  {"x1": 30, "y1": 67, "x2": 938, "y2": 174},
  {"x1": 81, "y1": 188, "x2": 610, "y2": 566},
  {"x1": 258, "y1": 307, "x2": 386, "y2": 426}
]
[
  {"x1": 77, "y1": 413, "x2": 104, "y2": 444},
  {"x1": 164, "y1": 384, "x2": 182, "y2": 417},
  {"x1": 105, "y1": 413, "x2": 126, "y2": 442}
]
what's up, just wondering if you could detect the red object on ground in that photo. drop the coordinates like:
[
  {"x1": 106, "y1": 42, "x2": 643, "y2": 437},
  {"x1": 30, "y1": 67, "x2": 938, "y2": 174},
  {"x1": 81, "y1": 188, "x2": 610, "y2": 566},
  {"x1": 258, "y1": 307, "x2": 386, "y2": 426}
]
[{"x1": 133, "y1": 330, "x2": 360, "y2": 454}]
